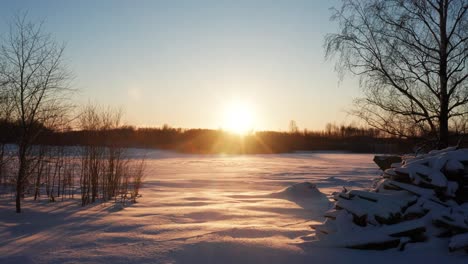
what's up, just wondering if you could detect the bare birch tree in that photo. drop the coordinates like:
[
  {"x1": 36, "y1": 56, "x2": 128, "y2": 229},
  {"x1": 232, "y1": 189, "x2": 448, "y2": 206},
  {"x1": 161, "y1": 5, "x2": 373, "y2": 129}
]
[
  {"x1": 0, "y1": 13, "x2": 73, "y2": 212},
  {"x1": 325, "y1": 0, "x2": 468, "y2": 147}
]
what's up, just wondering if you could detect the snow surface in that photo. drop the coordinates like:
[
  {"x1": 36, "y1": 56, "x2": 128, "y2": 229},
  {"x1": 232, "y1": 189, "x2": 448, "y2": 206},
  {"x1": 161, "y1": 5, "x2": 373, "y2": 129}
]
[{"x1": 0, "y1": 151, "x2": 466, "y2": 263}]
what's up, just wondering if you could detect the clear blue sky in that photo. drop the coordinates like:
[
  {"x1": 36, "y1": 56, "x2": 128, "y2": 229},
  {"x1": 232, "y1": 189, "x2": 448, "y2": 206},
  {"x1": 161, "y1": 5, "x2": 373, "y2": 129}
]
[{"x1": 0, "y1": 0, "x2": 360, "y2": 131}]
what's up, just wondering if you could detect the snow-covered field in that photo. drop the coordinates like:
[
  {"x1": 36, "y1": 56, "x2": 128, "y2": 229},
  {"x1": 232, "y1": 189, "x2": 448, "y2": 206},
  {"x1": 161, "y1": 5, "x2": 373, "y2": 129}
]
[{"x1": 0, "y1": 151, "x2": 466, "y2": 263}]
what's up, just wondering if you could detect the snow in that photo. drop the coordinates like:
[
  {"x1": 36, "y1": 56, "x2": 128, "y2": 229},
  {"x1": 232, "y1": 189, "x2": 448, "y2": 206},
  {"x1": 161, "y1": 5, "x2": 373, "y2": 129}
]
[
  {"x1": 450, "y1": 233, "x2": 468, "y2": 251},
  {"x1": 385, "y1": 180, "x2": 436, "y2": 197},
  {"x1": 271, "y1": 182, "x2": 326, "y2": 199},
  {"x1": 446, "y1": 181, "x2": 459, "y2": 197},
  {"x1": 313, "y1": 229, "x2": 399, "y2": 248},
  {"x1": 385, "y1": 148, "x2": 468, "y2": 190},
  {"x1": 0, "y1": 151, "x2": 466, "y2": 263},
  {"x1": 348, "y1": 189, "x2": 417, "y2": 208},
  {"x1": 378, "y1": 219, "x2": 426, "y2": 236},
  {"x1": 432, "y1": 207, "x2": 468, "y2": 231},
  {"x1": 398, "y1": 164, "x2": 448, "y2": 188},
  {"x1": 336, "y1": 196, "x2": 403, "y2": 220},
  {"x1": 445, "y1": 159, "x2": 465, "y2": 172},
  {"x1": 312, "y1": 216, "x2": 425, "y2": 248}
]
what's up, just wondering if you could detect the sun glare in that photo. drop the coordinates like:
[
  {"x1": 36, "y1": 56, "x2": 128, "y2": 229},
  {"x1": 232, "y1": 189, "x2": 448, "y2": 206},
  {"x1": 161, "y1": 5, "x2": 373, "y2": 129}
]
[{"x1": 224, "y1": 102, "x2": 254, "y2": 134}]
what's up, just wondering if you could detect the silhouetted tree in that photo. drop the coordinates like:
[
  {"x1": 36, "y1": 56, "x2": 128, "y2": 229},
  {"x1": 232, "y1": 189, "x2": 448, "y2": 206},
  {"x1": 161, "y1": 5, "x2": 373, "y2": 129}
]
[
  {"x1": 79, "y1": 104, "x2": 105, "y2": 205},
  {"x1": 289, "y1": 120, "x2": 299, "y2": 134},
  {"x1": 0, "y1": 13, "x2": 73, "y2": 212},
  {"x1": 78, "y1": 104, "x2": 146, "y2": 205},
  {"x1": 326, "y1": 0, "x2": 468, "y2": 148},
  {"x1": 0, "y1": 78, "x2": 13, "y2": 186}
]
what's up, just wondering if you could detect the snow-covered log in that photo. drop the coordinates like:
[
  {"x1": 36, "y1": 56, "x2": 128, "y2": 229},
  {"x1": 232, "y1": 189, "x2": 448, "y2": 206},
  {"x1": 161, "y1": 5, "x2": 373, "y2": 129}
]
[{"x1": 449, "y1": 233, "x2": 468, "y2": 252}]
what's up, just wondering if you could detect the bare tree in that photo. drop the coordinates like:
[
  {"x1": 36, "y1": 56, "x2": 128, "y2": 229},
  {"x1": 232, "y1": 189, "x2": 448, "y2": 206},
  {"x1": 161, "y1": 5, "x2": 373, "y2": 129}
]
[
  {"x1": 0, "y1": 58, "x2": 14, "y2": 186},
  {"x1": 325, "y1": 0, "x2": 468, "y2": 147},
  {"x1": 129, "y1": 157, "x2": 146, "y2": 203},
  {"x1": 288, "y1": 120, "x2": 299, "y2": 134},
  {"x1": 78, "y1": 104, "x2": 147, "y2": 205},
  {"x1": 0, "y1": 13, "x2": 73, "y2": 212},
  {"x1": 79, "y1": 103, "x2": 104, "y2": 206}
]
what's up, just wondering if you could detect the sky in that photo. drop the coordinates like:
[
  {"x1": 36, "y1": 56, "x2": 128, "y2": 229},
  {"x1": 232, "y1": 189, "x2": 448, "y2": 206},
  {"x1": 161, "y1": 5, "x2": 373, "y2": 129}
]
[{"x1": 0, "y1": 0, "x2": 361, "y2": 131}]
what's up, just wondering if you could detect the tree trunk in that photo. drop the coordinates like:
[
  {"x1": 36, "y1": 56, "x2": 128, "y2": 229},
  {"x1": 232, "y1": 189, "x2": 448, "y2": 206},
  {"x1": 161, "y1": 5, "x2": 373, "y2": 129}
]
[
  {"x1": 34, "y1": 161, "x2": 43, "y2": 201},
  {"x1": 15, "y1": 179, "x2": 21, "y2": 213},
  {"x1": 438, "y1": 0, "x2": 449, "y2": 149},
  {"x1": 439, "y1": 102, "x2": 449, "y2": 148},
  {"x1": 16, "y1": 144, "x2": 27, "y2": 213}
]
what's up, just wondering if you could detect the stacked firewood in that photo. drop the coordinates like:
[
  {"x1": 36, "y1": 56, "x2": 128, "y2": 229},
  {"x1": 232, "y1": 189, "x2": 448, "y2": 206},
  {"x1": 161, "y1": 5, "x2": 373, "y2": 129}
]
[{"x1": 311, "y1": 147, "x2": 468, "y2": 251}]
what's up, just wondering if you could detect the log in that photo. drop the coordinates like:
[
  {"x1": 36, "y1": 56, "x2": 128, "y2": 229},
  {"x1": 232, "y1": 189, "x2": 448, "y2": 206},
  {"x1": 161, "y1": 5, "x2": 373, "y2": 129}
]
[
  {"x1": 384, "y1": 180, "x2": 436, "y2": 197},
  {"x1": 379, "y1": 219, "x2": 426, "y2": 238},
  {"x1": 432, "y1": 212, "x2": 468, "y2": 233},
  {"x1": 449, "y1": 232, "x2": 468, "y2": 252},
  {"x1": 374, "y1": 155, "x2": 402, "y2": 171},
  {"x1": 335, "y1": 196, "x2": 402, "y2": 225},
  {"x1": 349, "y1": 190, "x2": 417, "y2": 208}
]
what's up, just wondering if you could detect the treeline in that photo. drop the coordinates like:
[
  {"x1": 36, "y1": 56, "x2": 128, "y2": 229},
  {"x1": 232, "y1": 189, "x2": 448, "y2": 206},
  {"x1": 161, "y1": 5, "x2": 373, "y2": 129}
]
[
  {"x1": 33, "y1": 123, "x2": 410, "y2": 154},
  {"x1": 3, "y1": 119, "x2": 466, "y2": 155}
]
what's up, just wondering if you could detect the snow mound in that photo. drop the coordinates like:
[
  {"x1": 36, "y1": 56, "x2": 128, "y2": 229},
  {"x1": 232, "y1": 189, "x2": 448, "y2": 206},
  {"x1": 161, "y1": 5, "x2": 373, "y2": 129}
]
[
  {"x1": 269, "y1": 182, "x2": 330, "y2": 210},
  {"x1": 271, "y1": 182, "x2": 327, "y2": 200}
]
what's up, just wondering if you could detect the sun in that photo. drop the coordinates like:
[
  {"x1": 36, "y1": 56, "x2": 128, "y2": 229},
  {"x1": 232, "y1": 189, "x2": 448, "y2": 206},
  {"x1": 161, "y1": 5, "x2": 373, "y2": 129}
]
[{"x1": 224, "y1": 102, "x2": 254, "y2": 134}]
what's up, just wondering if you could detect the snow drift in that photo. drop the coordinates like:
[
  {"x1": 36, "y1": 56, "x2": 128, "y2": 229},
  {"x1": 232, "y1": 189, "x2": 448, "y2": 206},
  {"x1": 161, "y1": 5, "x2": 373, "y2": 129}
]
[
  {"x1": 270, "y1": 182, "x2": 326, "y2": 199},
  {"x1": 269, "y1": 182, "x2": 330, "y2": 210}
]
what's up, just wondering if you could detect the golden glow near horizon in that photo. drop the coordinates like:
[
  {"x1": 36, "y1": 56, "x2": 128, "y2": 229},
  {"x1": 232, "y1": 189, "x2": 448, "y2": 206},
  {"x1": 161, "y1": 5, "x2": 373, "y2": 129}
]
[{"x1": 223, "y1": 101, "x2": 255, "y2": 134}]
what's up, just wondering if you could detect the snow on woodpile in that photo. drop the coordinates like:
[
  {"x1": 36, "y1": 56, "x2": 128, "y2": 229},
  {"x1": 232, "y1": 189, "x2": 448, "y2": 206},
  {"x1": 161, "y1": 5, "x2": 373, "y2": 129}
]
[{"x1": 311, "y1": 147, "x2": 468, "y2": 252}]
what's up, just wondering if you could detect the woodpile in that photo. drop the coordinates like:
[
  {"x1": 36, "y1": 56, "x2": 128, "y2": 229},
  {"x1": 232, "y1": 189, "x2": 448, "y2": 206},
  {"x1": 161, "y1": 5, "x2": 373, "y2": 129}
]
[{"x1": 312, "y1": 147, "x2": 468, "y2": 252}]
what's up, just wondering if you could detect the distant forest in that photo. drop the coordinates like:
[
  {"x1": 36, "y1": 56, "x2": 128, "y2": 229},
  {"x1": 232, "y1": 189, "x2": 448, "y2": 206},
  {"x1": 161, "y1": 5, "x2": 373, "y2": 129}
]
[{"x1": 1, "y1": 120, "x2": 454, "y2": 154}]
